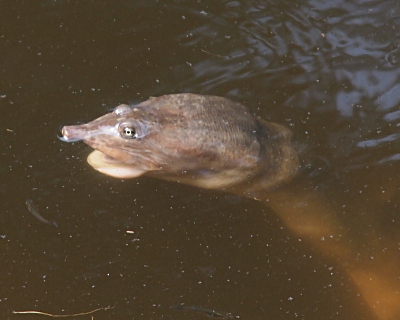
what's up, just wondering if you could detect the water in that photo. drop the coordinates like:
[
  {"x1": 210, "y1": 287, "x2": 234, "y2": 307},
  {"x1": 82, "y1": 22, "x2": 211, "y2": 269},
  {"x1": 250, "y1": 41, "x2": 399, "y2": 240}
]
[{"x1": 2, "y1": 1, "x2": 400, "y2": 319}]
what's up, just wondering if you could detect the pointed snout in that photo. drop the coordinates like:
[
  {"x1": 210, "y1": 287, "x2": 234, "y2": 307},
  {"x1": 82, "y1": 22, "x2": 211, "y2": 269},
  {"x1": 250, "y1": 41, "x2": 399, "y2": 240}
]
[{"x1": 58, "y1": 125, "x2": 88, "y2": 142}]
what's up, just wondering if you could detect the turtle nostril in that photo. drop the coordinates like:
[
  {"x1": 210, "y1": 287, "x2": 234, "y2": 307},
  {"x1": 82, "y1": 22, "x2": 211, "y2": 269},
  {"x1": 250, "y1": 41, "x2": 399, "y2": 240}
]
[
  {"x1": 56, "y1": 126, "x2": 70, "y2": 141},
  {"x1": 57, "y1": 125, "x2": 85, "y2": 143}
]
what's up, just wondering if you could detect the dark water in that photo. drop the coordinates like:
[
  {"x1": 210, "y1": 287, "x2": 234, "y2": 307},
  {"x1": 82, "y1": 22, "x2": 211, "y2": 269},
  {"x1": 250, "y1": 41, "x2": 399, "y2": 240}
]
[{"x1": 2, "y1": 1, "x2": 400, "y2": 319}]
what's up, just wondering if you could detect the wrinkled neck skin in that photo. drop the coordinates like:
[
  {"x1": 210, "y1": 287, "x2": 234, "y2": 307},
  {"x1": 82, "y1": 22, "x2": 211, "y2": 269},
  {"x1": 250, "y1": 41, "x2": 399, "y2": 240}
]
[{"x1": 61, "y1": 94, "x2": 400, "y2": 320}]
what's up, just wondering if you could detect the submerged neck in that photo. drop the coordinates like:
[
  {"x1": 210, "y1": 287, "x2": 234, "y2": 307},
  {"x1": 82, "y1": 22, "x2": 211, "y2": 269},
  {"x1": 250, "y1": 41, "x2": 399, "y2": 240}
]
[{"x1": 230, "y1": 174, "x2": 400, "y2": 320}]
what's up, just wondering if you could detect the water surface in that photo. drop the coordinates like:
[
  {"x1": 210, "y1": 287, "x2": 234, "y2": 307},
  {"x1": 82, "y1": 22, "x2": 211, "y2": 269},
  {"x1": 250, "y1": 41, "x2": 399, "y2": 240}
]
[{"x1": 2, "y1": 1, "x2": 400, "y2": 319}]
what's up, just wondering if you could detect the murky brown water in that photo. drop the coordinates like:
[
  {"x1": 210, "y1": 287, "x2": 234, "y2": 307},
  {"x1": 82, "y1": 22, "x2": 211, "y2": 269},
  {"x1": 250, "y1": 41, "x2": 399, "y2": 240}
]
[{"x1": 2, "y1": 1, "x2": 400, "y2": 319}]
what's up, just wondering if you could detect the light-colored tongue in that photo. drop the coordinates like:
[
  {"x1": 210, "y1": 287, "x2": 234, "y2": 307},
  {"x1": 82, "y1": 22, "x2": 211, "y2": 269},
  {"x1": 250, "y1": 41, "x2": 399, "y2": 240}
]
[{"x1": 87, "y1": 150, "x2": 146, "y2": 179}]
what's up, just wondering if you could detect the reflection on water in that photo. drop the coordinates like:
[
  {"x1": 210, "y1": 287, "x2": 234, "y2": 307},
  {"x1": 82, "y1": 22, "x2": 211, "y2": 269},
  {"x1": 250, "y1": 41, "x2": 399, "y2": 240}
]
[{"x1": 1, "y1": 0, "x2": 400, "y2": 319}]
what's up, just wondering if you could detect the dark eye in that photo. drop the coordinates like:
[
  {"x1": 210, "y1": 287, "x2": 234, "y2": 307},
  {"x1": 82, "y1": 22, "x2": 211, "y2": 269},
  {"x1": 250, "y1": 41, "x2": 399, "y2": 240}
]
[{"x1": 120, "y1": 126, "x2": 137, "y2": 139}]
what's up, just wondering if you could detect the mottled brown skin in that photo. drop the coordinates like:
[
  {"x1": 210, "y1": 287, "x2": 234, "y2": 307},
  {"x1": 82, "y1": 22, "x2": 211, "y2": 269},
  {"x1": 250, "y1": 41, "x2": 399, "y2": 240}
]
[
  {"x1": 61, "y1": 94, "x2": 400, "y2": 320},
  {"x1": 61, "y1": 94, "x2": 299, "y2": 192}
]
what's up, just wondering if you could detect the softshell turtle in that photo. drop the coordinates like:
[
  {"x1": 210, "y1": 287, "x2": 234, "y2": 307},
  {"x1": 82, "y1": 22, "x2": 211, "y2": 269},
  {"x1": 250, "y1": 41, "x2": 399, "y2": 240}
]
[{"x1": 60, "y1": 93, "x2": 400, "y2": 320}]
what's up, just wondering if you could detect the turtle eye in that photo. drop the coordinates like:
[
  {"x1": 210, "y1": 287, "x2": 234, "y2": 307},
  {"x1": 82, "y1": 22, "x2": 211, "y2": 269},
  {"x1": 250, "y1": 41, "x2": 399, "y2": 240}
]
[{"x1": 119, "y1": 124, "x2": 137, "y2": 139}]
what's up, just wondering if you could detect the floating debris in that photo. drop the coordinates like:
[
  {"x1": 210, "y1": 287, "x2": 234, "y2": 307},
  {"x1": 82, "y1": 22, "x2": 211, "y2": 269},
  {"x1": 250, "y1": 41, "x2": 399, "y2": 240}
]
[
  {"x1": 201, "y1": 49, "x2": 229, "y2": 59},
  {"x1": 13, "y1": 305, "x2": 114, "y2": 317},
  {"x1": 172, "y1": 305, "x2": 235, "y2": 319},
  {"x1": 25, "y1": 199, "x2": 58, "y2": 228}
]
